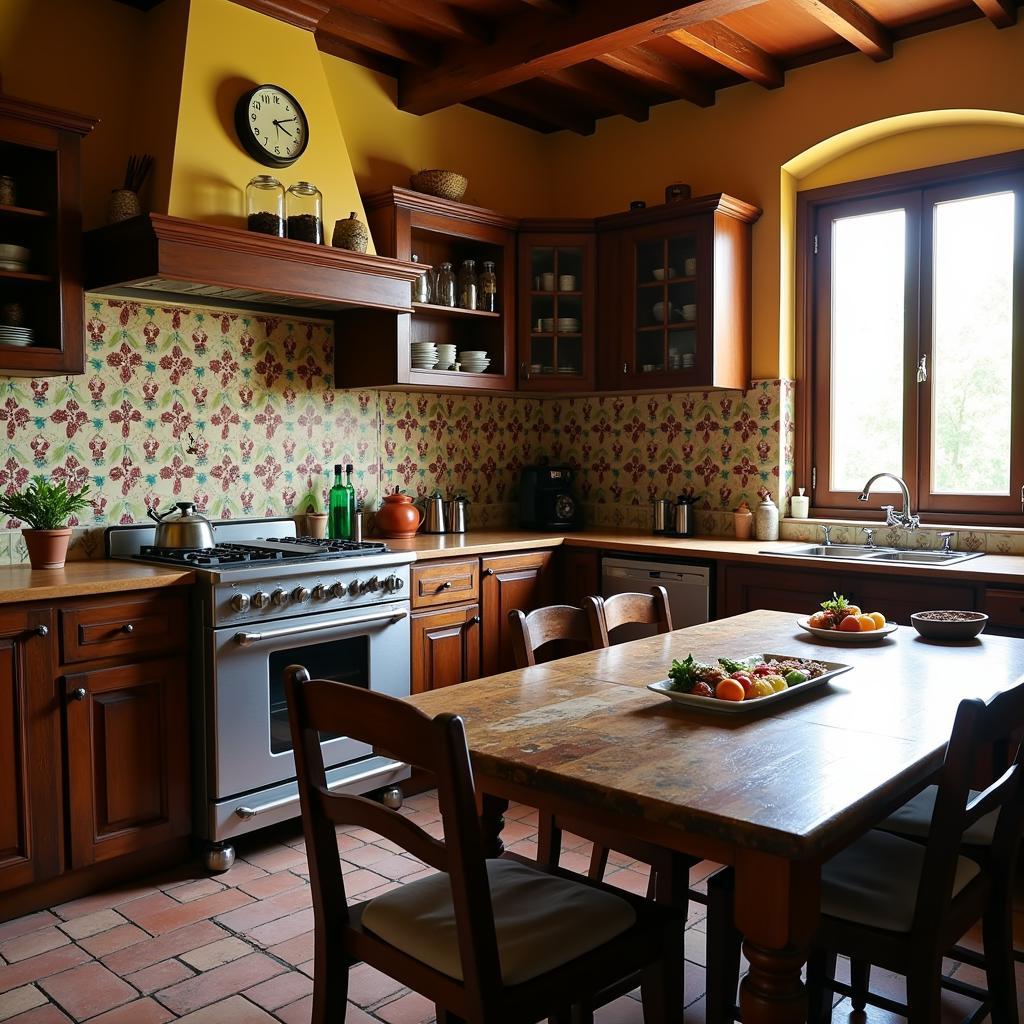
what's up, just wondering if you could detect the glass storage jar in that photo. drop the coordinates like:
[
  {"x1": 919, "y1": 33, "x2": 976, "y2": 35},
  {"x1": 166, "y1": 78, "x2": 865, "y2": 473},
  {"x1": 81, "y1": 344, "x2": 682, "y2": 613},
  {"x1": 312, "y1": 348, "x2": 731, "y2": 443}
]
[
  {"x1": 480, "y1": 260, "x2": 498, "y2": 312},
  {"x1": 458, "y1": 259, "x2": 479, "y2": 310},
  {"x1": 286, "y1": 181, "x2": 323, "y2": 243},
  {"x1": 410, "y1": 253, "x2": 431, "y2": 304},
  {"x1": 434, "y1": 262, "x2": 456, "y2": 307},
  {"x1": 245, "y1": 175, "x2": 285, "y2": 237}
]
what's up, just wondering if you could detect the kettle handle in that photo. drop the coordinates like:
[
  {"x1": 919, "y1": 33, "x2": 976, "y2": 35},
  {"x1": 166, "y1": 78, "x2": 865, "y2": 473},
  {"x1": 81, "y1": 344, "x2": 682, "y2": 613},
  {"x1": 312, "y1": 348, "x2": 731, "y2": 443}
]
[
  {"x1": 413, "y1": 504, "x2": 424, "y2": 533},
  {"x1": 147, "y1": 506, "x2": 169, "y2": 524}
]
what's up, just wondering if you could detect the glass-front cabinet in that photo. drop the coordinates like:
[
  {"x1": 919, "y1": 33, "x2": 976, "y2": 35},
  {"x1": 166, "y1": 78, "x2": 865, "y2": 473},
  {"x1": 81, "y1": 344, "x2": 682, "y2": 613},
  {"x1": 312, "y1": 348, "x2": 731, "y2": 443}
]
[
  {"x1": 597, "y1": 195, "x2": 761, "y2": 391},
  {"x1": 517, "y1": 226, "x2": 596, "y2": 391}
]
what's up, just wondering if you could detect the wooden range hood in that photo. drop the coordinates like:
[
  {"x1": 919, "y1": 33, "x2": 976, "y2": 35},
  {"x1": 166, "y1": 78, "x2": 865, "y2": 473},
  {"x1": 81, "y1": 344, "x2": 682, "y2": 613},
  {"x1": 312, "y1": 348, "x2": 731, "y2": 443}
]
[{"x1": 84, "y1": 214, "x2": 422, "y2": 315}]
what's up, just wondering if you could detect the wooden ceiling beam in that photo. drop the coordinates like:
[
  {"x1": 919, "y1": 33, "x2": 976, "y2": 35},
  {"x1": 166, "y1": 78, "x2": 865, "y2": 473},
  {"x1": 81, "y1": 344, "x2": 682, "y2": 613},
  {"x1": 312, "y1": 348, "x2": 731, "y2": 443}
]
[
  {"x1": 397, "y1": 0, "x2": 764, "y2": 114},
  {"x1": 542, "y1": 65, "x2": 650, "y2": 121},
  {"x1": 521, "y1": 0, "x2": 575, "y2": 12},
  {"x1": 316, "y1": 8, "x2": 440, "y2": 67},
  {"x1": 669, "y1": 22, "x2": 783, "y2": 88},
  {"x1": 323, "y1": 0, "x2": 490, "y2": 43},
  {"x1": 597, "y1": 45, "x2": 715, "y2": 106},
  {"x1": 972, "y1": 0, "x2": 1018, "y2": 26},
  {"x1": 790, "y1": 0, "x2": 892, "y2": 60},
  {"x1": 484, "y1": 83, "x2": 597, "y2": 134},
  {"x1": 228, "y1": 0, "x2": 330, "y2": 31}
]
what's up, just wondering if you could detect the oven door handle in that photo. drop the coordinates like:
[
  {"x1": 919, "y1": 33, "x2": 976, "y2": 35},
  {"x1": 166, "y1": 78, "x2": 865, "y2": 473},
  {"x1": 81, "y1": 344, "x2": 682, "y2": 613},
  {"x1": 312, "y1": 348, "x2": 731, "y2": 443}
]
[{"x1": 233, "y1": 607, "x2": 408, "y2": 646}]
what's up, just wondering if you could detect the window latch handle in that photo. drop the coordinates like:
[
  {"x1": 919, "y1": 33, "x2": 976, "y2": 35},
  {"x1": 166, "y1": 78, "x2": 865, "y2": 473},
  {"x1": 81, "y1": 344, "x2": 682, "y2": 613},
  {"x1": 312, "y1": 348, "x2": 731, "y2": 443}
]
[{"x1": 916, "y1": 355, "x2": 928, "y2": 383}]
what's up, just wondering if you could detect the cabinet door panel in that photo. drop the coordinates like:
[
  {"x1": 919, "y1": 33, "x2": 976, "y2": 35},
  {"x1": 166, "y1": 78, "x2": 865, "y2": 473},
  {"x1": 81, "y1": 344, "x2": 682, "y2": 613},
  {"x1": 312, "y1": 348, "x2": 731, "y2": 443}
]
[
  {"x1": 411, "y1": 604, "x2": 481, "y2": 694},
  {"x1": 64, "y1": 658, "x2": 190, "y2": 868},
  {"x1": 481, "y1": 551, "x2": 554, "y2": 676},
  {"x1": 0, "y1": 609, "x2": 58, "y2": 894}
]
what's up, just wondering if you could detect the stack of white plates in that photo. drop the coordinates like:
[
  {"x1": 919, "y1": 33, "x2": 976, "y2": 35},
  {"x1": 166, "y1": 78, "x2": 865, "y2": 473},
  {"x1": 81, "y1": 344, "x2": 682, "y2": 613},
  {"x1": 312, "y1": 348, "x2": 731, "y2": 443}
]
[
  {"x1": 556, "y1": 317, "x2": 580, "y2": 333},
  {"x1": 435, "y1": 343, "x2": 457, "y2": 370},
  {"x1": 0, "y1": 325, "x2": 33, "y2": 347},
  {"x1": 459, "y1": 349, "x2": 490, "y2": 373},
  {"x1": 0, "y1": 244, "x2": 30, "y2": 272},
  {"x1": 411, "y1": 341, "x2": 438, "y2": 369},
  {"x1": 540, "y1": 317, "x2": 555, "y2": 333}
]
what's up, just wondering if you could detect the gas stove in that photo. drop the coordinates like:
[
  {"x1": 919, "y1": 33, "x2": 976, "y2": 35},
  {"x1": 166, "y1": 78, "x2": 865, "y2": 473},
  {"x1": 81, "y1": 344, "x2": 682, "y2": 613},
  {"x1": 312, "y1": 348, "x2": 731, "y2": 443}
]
[{"x1": 136, "y1": 537, "x2": 390, "y2": 567}]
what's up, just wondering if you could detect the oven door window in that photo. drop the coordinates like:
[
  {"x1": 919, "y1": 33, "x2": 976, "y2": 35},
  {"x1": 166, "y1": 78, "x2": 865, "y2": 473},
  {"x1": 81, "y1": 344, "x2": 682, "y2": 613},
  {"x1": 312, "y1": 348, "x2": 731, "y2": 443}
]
[{"x1": 268, "y1": 635, "x2": 369, "y2": 754}]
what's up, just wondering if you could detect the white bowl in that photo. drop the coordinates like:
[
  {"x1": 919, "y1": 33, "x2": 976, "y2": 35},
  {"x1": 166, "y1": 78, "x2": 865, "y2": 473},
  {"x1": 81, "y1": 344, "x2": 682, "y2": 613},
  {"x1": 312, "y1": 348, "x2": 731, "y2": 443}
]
[
  {"x1": 0, "y1": 244, "x2": 29, "y2": 262},
  {"x1": 458, "y1": 350, "x2": 488, "y2": 359},
  {"x1": 653, "y1": 267, "x2": 675, "y2": 281}
]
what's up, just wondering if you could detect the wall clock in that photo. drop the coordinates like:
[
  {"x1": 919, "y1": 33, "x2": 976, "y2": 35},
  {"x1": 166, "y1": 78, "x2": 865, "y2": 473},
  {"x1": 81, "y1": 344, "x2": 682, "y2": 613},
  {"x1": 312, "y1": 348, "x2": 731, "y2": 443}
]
[{"x1": 234, "y1": 84, "x2": 309, "y2": 168}]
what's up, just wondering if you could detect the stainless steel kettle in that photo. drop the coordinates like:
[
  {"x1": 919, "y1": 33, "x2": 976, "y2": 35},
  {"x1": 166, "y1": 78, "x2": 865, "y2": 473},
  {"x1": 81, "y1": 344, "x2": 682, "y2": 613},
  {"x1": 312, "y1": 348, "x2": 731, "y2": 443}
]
[
  {"x1": 147, "y1": 502, "x2": 215, "y2": 549},
  {"x1": 422, "y1": 491, "x2": 447, "y2": 534},
  {"x1": 444, "y1": 495, "x2": 468, "y2": 534}
]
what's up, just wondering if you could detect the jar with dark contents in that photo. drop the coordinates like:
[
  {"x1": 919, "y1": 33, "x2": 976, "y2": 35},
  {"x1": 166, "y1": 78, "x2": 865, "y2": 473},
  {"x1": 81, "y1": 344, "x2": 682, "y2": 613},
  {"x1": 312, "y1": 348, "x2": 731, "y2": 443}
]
[
  {"x1": 480, "y1": 260, "x2": 498, "y2": 312},
  {"x1": 286, "y1": 181, "x2": 323, "y2": 244},
  {"x1": 245, "y1": 175, "x2": 285, "y2": 236}
]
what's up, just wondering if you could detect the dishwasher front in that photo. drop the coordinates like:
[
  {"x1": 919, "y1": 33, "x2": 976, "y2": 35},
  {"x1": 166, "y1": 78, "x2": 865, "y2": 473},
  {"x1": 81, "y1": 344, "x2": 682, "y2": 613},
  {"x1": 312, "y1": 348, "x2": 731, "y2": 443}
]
[{"x1": 601, "y1": 557, "x2": 711, "y2": 642}]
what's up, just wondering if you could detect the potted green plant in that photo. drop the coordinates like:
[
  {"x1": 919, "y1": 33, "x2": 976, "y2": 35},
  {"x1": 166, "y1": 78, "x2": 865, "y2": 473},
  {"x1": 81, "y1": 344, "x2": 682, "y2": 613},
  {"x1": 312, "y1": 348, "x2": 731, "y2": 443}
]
[{"x1": 0, "y1": 476, "x2": 91, "y2": 569}]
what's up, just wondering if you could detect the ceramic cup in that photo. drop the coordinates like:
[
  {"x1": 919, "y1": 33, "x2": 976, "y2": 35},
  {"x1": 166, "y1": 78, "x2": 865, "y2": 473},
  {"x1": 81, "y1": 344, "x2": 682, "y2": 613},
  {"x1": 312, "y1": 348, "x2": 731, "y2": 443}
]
[
  {"x1": 306, "y1": 512, "x2": 329, "y2": 539},
  {"x1": 682, "y1": 303, "x2": 697, "y2": 321},
  {"x1": 684, "y1": 257, "x2": 697, "y2": 276},
  {"x1": 558, "y1": 274, "x2": 576, "y2": 291},
  {"x1": 541, "y1": 272, "x2": 555, "y2": 292}
]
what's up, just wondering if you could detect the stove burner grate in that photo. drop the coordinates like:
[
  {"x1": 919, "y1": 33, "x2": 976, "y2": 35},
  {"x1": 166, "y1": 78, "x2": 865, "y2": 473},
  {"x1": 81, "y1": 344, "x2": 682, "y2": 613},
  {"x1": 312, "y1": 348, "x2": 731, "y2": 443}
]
[{"x1": 137, "y1": 545, "x2": 285, "y2": 567}]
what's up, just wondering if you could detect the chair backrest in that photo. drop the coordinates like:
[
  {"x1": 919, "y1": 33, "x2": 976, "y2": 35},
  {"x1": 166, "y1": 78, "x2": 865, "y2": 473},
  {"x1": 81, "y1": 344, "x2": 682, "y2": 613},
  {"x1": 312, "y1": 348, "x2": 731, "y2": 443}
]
[
  {"x1": 585, "y1": 586, "x2": 673, "y2": 648},
  {"x1": 284, "y1": 666, "x2": 505, "y2": 1002},
  {"x1": 912, "y1": 678, "x2": 1024, "y2": 935},
  {"x1": 508, "y1": 604, "x2": 593, "y2": 668}
]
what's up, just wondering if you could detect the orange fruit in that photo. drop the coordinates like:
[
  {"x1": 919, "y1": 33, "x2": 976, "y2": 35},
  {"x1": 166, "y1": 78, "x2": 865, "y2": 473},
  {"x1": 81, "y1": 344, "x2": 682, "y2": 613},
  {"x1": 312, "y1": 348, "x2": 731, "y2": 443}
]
[
  {"x1": 838, "y1": 615, "x2": 862, "y2": 632},
  {"x1": 715, "y1": 678, "x2": 746, "y2": 702},
  {"x1": 846, "y1": 604, "x2": 862, "y2": 616},
  {"x1": 868, "y1": 612, "x2": 886, "y2": 629},
  {"x1": 855, "y1": 614, "x2": 876, "y2": 631}
]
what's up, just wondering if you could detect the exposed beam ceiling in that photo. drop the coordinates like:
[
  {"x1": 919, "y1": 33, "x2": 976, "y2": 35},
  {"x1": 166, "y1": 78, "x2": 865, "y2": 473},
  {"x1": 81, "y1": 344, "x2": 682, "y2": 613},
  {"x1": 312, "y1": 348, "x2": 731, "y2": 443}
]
[
  {"x1": 316, "y1": 8, "x2": 438, "y2": 66},
  {"x1": 669, "y1": 22, "x2": 783, "y2": 87},
  {"x1": 789, "y1": 0, "x2": 893, "y2": 60},
  {"x1": 396, "y1": 0, "x2": 766, "y2": 114},
  {"x1": 542, "y1": 65, "x2": 651, "y2": 121},
  {"x1": 325, "y1": 0, "x2": 489, "y2": 42},
  {"x1": 596, "y1": 45, "x2": 715, "y2": 106},
  {"x1": 972, "y1": 0, "x2": 1018, "y2": 25}
]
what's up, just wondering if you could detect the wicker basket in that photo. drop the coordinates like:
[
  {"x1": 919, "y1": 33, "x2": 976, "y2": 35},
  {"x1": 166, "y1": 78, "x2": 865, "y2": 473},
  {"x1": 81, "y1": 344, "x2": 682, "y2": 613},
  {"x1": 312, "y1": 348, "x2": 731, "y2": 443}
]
[{"x1": 409, "y1": 169, "x2": 468, "y2": 202}]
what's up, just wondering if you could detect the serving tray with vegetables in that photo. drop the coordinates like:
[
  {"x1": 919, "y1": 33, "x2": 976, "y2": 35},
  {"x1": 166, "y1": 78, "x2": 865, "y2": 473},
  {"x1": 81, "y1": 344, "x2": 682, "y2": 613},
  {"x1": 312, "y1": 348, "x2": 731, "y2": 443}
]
[{"x1": 647, "y1": 652, "x2": 852, "y2": 714}]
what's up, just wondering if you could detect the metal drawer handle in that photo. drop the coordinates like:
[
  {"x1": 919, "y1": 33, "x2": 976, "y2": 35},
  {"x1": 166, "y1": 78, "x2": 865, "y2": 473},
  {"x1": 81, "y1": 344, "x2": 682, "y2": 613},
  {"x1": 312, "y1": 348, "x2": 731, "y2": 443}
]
[
  {"x1": 467, "y1": 615, "x2": 481, "y2": 626},
  {"x1": 483, "y1": 567, "x2": 495, "y2": 576},
  {"x1": 234, "y1": 608, "x2": 408, "y2": 646},
  {"x1": 441, "y1": 581, "x2": 453, "y2": 590},
  {"x1": 34, "y1": 625, "x2": 48, "y2": 637},
  {"x1": 122, "y1": 623, "x2": 135, "y2": 634},
  {"x1": 70, "y1": 687, "x2": 87, "y2": 701}
]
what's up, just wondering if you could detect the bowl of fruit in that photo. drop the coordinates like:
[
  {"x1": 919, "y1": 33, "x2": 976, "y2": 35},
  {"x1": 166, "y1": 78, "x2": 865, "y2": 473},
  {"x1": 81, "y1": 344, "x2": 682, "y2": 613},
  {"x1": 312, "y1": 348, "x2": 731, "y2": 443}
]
[
  {"x1": 647, "y1": 652, "x2": 852, "y2": 714},
  {"x1": 797, "y1": 593, "x2": 897, "y2": 643},
  {"x1": 910, "y1": 610, "x2": 988, "y2": 641}
]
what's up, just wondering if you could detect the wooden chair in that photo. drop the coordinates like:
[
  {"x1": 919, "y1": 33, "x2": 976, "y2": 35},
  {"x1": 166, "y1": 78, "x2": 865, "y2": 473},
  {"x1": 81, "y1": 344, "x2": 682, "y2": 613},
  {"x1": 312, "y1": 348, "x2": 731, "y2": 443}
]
[
  {"x1": 707, "y1": 681, "x2": 1024, "y2": 1024},
  {"x1": 507, "y1": 604, "x2": 592, "y2": 668},
  {"x1": 584, "y1": 585, "x2": 673, "y2": 649},
  {"x1": 284, "y1": 665, "x2": 686, "y2": 1024}
]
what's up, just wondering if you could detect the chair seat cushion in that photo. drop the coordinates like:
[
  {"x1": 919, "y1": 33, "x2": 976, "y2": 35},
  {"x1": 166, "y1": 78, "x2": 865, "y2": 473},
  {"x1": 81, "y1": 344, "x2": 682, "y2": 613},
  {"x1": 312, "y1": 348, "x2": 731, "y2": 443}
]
[
  {"x1": 361, "y1": 857, "x2": 637, "y2": 985},
  {"x1": 878, "y1": 785, "x2": 999, "y2": 846},
  {"x1": 821, "y1": 830, "x2": 980, "y2": 933}
]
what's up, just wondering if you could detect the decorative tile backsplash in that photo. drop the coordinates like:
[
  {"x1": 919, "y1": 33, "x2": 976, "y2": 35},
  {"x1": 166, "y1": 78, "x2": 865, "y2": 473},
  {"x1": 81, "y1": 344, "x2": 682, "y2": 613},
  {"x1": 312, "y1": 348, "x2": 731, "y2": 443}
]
[{"x1": 0, "y1": 296, "x2": 794, "y2": 560}]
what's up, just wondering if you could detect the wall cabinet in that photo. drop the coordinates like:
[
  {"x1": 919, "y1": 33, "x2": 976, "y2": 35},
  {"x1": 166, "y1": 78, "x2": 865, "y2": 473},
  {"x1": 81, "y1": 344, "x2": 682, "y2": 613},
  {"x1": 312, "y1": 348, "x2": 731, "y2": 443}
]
[{"x1": 481, "y1": 550, "x2": 555, "y2": 675}]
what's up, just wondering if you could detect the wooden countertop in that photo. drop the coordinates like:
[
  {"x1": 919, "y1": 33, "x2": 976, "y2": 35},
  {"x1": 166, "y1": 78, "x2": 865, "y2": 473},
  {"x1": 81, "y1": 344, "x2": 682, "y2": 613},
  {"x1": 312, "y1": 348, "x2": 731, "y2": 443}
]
[
  {"x1": 392, "y1": 528, "x2": 1024, "y2": 584},
  {"x1": 0, "y1": 561, "x2": 194, "y2": 604}
]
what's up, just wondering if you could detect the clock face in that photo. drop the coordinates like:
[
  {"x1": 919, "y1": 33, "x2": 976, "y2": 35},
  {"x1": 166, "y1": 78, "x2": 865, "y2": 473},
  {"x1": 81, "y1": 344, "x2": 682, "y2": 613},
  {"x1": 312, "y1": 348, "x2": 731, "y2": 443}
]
[{"x1": 234, "y1": 85, "x2": 308, "y2": 167}]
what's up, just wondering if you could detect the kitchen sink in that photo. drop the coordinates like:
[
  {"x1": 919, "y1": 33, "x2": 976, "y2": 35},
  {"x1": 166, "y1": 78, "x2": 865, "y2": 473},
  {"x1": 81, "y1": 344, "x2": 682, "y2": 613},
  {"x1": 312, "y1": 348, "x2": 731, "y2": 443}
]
[{"x1": 761, "y1": 544, "x2": 984, "y2": 566}]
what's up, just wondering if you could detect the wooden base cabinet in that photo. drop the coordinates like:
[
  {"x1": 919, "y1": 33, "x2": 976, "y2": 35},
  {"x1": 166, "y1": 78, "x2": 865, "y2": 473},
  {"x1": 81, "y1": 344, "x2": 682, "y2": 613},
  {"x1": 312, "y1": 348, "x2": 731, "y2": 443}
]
[
  {"x1": 411, "y1": 605, "x2": 481, "y2": 694},
  {"x1": 481, "y1": 551, "x2": 554, "y2": 676}
]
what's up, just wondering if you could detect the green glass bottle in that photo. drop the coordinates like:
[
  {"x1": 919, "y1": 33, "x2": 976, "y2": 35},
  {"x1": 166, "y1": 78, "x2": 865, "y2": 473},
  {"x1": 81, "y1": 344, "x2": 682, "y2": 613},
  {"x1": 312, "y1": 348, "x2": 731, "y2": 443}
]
[
  {"x1": 328, "y1": 464, "x2": 350, "y2": 539},
  {"x1": 342, "y1": 464, "x2": 356, "y2": 541}
]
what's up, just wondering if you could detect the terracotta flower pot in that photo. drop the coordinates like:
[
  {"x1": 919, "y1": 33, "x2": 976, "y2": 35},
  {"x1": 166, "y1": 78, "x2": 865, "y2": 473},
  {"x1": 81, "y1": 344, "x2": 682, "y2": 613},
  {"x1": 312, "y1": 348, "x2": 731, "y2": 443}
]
[
  {"x1": 23, "y1": 528, "x2": 72, "y2": 569},
  {"x1": 374, "y1": 493, "x2": 423, "y2": 538}
]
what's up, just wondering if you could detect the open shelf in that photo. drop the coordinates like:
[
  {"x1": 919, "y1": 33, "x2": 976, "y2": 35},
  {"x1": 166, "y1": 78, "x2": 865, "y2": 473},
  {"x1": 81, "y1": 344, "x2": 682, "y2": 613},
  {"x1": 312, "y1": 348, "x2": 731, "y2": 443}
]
[
  {"x1": 412, "y1": 302, "x2": 500, "y2": 319},
  {"x1": 0, "y1": 269, "x2": 53, "y2": 283},
  {"x1": 637, "y1": 276, "x2": 696, "y2": 288},
  {"x1": 0, "y1": 203, "x2": 49, "y2": 220}
]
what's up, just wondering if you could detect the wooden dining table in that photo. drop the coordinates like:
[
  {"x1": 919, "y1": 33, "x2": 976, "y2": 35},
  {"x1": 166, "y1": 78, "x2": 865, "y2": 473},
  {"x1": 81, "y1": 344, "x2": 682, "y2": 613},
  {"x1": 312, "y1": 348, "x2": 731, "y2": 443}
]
[{"x1": 405, "y1": 608, "x2": 1024, "y2": 1024}]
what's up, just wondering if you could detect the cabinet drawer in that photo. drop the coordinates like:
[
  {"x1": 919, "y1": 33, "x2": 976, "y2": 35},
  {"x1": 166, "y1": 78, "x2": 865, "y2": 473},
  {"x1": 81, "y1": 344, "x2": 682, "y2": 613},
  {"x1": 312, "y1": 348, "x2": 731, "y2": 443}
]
[
  {"x1": 412, "y1": 559, "x2": 480, "y2": 609},
  {"x1": 61, "y1": 593, "x2": 187, "y2": 665},
  {"x1": 985, "y1": 588, "x2": 1024, "y2": 630}
]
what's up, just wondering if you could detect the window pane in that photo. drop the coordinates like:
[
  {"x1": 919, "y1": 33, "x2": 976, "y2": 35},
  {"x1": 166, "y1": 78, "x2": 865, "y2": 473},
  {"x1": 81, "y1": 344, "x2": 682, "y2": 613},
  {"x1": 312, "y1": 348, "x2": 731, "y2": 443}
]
[
  {"x1": 931, "y1": 191, "x2": 1015, "y2": 495},
  {"x1": 830, "y1": 209, "x2": 906, "y2": 492}
]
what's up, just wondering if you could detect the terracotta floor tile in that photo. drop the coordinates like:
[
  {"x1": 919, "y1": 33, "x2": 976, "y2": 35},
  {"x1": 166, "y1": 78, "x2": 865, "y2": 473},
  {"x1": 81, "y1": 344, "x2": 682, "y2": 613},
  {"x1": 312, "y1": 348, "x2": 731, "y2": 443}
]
[
  {"x1": 84, "y1": 997, "x2": 176, "y2": 1023},
  {"x1": 1, "y1": 1005, "x2": 71, "y2": 1024},
  {"x1": 211, "y1": 860, "x2": 268, "y2": 889},
  {"x1": 179, "y1": 936, "x2": 253, "y2": 971},
  {"x1": 264, "y1": 932, "x2": 314, "y2": 968},
  {"x1": 335, "y1": 832, "x2": 367, "y2": 854},
  {"x1": 374, "y1": 989, "x2": 436, "y2": 1024},
  {"x1": 77, "y1": 923, "x2": 150, "y2": 958},
  {"x1": 53, "y1": 882, "x2": 159, "y2": 922},
  {"x1": 593, "y1": 994, "x2": 645, "y2": 1023},
  {"x1": 125, "y1": 958, "x2": 195, "y2": 994},
  {"x1": 340, "y1": 869, "x2": 390, "y2": 898},
  {"x1": 0, "y1": 946, "x2": 93, "y2": 995},
  {"x1": 604, "y1": 867, "x2": 652, "y2": 896},
  {"x1": 155, "y1": 952, "x2": 285, "y2": 1015},
  {"x1": 101, "y1": 920, "x2": 230, "y2": 975},
  {"x1": 347, "y1": 853, "x2": 424, "y2": 881},
  {"x1": 213, "y1": 887, "x2": 310, "y2": 935},
  {"x1": 115, "y1": 892, "x2": 179, "y2": 928},
  {"x1": 0, "y1": 985, "x2": 46, "y2": 1021},
  {"x1": 242, "y1": 845, "x2": 308, "y2": 874},
  {"x1": 274, "y1": 994, "x2": 314, "y2": 1024},
  {"x1": 243, "y1": 969, "x2": 313, "y2": 1011},
  {"x1": 339, "y1": 844, "x2": 395, "y2": 869},
  {"x1": 0, "y1": 917, "x2": 58, "y2": 947},
  {"x1": 138, "y1": 888, "x2": 255, "y2": 936},
  {"x1": 498, "y1": 819, "x2": 536, "y2": 844},
  {"x1": 237, "y1": 870, "x2": 305, "y2": 900},
  {"x1": 172, "y1": 994, "x2": 278, "y2": 1022},
  {"x1": 0, "y1": 931, "x2": 68, "y2": 967},
  {"x1": 247, "y1": 910, "x2": 313, "y2": 949},
  {"x1": 39, "y1": 962, "x2": 136, "y2": 1019},
  {"x1": 56, "y1": 910, "x2": 126, "y2": 942},
  {"x1": 167, "y1": 878, "x2": 226, "y2": 903},
  {"x1": 346, "y1": 962, "x2": 407, "y2": 1008}
]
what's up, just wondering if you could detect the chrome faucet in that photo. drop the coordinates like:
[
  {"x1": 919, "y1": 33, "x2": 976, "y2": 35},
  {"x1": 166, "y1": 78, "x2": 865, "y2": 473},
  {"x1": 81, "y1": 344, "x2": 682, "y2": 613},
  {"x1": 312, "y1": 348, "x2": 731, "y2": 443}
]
[{"x1": 858, "y1": 473, "x2": 920, "y2": 530}]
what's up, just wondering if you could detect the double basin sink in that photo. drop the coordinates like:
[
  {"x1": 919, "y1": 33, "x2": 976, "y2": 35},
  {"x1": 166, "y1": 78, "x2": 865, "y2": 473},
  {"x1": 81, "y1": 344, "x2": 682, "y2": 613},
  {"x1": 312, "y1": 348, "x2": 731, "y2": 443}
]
[{"x1": 761, "y1": 543, "x2": 984, "y2": 567}]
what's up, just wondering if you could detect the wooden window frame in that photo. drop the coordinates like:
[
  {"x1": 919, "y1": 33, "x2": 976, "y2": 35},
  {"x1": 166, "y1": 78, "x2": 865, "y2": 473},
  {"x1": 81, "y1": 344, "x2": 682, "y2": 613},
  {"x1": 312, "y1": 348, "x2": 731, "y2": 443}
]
[{"x1": 796, "y1": 149, "x2": 1024, "y2": 527}]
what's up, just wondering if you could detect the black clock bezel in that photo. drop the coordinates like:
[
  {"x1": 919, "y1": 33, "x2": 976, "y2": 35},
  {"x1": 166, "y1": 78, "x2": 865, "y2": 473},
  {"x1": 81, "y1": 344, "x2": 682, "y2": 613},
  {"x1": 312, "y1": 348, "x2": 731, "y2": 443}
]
[{"x1": 234, "y1": 84, "x2": 309, "y2": 168}]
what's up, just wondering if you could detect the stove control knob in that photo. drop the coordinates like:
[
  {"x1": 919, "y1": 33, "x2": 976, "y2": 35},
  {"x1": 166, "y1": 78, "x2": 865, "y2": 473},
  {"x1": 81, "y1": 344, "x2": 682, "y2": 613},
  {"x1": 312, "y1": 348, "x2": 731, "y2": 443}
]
[
  {"x1": 231, "y1": 592, "x2": 251, "y2": 613},
  {"x1": 361, "y1": 576, "x2": 380, "y2": 595},
  {"x1": 383, "y1": 574, "x2": 404, "y2": 593},
  {"x1": 271, "y1": 588, "x2": 288, "y2": 607},
  {"x1": 252, "y1": 591, "x2": 270, "y2": 609},
  {"x1": 348, "y1": 580, "x2": 361, "y2": 597},
  {"x1": 312, "y1": 584, "x2": 327, "y2": 601},
  {"x1": 292, "y1": 586, "x2": 311, "y2": 604},
  {"x1": 328, "y1": 582, "x2": 346, "y2": 599}
]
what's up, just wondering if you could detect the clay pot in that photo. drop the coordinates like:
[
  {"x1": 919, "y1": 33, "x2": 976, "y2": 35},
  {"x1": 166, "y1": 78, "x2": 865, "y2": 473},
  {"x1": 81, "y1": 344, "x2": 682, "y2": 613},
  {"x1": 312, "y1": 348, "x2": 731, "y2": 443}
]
[
  {"x1": 331, "y1": 212, "x2": 369, "y2": 253},
  {"x1": 375, "y1": 492, "x2": 423, "y2": 538},
  {"x1": 108, "y1": 188, "x2": 142, "y2": 223},
  {"x1": 23, "y1": 528, "x2": 72, "y2": 569},
  {"x1": 305, "y1": 512, "x2": 329, "y2": 539}
]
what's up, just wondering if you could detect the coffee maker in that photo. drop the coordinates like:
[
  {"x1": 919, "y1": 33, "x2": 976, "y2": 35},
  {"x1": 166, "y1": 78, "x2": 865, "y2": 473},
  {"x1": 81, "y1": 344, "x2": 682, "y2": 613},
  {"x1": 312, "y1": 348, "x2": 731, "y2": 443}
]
[{"x1": 518, "y1": 464, "x2": 583, "y2": 530}]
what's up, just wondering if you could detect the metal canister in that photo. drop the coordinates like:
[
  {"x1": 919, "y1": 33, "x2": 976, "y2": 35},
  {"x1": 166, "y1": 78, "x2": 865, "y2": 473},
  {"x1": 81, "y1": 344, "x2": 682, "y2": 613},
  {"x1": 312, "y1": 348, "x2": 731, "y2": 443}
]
[
  {"x1": 652, "y1": 498, "x2": 669, "y2": 534},
  {"x1": 674, "y1": 499, "x2": 696, "y2": 537},
  {"x1": 444, "y1": 496, "x2": 468, "y2": 534}
]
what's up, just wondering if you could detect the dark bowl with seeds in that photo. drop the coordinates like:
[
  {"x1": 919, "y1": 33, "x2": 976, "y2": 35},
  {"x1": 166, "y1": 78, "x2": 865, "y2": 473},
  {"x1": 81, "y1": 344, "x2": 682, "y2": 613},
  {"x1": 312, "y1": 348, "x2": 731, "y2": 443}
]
[{"x1": 911, "y1": 610, "x2": 988, "y2": 641}]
